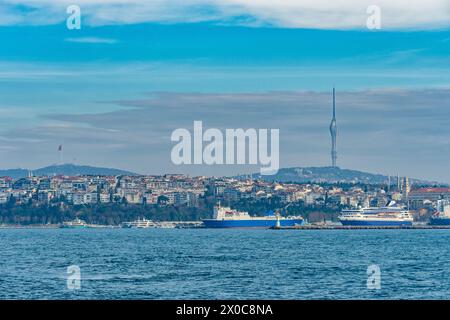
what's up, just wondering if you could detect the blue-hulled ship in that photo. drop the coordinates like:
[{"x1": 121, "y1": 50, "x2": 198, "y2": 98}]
[
  {"x1": 202, "y1": 204, "x2": 304, "y2": 228},
  {"x1": 429, "y1": 200, "x2": 450, "y2": 225}
]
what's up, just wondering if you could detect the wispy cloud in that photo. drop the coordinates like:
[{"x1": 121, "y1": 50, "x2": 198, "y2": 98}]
[
  {"x1": 65, "y1": 37, "x2": 118, "y2": 44},
  {"x1": 2, "y1": 88, "x2": 450, "y2": 180},
  {"x1": 1, "y1": 0, "x2": 450, "y2": 29}
]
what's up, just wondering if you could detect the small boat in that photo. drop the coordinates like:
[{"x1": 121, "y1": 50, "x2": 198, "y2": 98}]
[
  {"x1": 60, "y1": 218, "x2": 87, "y2": 228},
  {"x1": 122, "y1": 218, "x2": 156, "y2": 228}
]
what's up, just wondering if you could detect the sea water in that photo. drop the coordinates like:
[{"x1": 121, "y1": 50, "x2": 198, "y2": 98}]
[{"x1": 0, "y1": 228, "x2": 449, "y2": 299}]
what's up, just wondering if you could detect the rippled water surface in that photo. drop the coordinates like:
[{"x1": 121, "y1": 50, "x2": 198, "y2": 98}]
[{"x1": 1, "y1": 228, "x2": 449, "y2": 299}]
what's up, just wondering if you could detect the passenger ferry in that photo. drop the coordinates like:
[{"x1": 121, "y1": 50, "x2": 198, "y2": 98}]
[
  {"x1": 339, "y1": 202, "x2": 413, "y2": 226},
  {"x1": 122, "y1": 218, "x2": 156, "y2": 228},
  {"x1": 202, "y1": 204, "x2": 304, "y2": 228},
  {"x1": 429, "y1": 200, "x2": 450, "y2": 225},
  {"x1": 60, "y1": 218, "x2": 88, "y2": 228}
]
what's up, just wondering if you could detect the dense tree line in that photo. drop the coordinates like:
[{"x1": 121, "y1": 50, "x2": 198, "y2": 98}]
[
  {"x1": 0, "y1": 202, "x2": 214, "y2": 225},
  {"x1": 0, "y1": 195, "x2": 340, "y2": 225}
]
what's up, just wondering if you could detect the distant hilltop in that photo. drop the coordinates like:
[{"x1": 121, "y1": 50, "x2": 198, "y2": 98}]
[
  {"x1": 0, "y1": 164, "x2": 444, "y2": 186},
  {"x1": 0, "y1": 164, "x2": 137, "y2": 179},
  {"x1": 237, "y1": 166, "x2": 443, "y2": 186}
]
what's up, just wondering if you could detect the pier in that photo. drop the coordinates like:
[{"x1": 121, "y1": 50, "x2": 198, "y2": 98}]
[{"x1": 271, "y1": 225, "x2": 450, "y2": 230}]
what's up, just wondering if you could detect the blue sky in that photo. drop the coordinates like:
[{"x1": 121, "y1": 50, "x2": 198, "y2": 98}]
[{"x1": 1, "y1": 1, "x2": 450, "y2": 181}]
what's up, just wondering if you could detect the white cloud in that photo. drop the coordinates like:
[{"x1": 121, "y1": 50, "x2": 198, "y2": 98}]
[
  {"x1": 1, "y1": 0, "x2": 450, "y2": 29},
  {"x1": 65, "y1": 37, "x2": 118, "y2": 44}
]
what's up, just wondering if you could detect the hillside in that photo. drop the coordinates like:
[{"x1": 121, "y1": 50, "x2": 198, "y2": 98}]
[
  {"x1": 239, "y1": 166, "x2": 440, "y2": 185},
  {"x1": 0, "y1": 164, "x2": 137, "y2": 179}
]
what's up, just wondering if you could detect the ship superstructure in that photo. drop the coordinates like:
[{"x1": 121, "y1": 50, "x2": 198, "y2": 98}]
[{"x1": 429, "y1": 200, "x2": 450, "y2": 225}]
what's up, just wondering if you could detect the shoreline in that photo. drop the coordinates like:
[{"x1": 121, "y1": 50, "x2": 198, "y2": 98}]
[{"x1": 1, "y1": 223, "x2": 450, "y2": 230}]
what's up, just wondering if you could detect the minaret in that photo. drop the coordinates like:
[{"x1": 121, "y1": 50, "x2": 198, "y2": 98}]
[
  {"x1": 403, "y1": 177, "x2": 410, "y2": 198},
  {"x1": 329, "y1": 87, "x2": 337, "y2": 167}
]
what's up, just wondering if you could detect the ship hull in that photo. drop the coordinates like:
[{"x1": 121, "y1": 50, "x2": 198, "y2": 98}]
[
  {"x1": 429, "y1": 217, "x2": 450, "y2": 226},
  {"x1": 202, "y1": 219, "x2": 304, "y2": 228},
  {"x1": 339, "y1": 219, "x2": 412, "y2": 226},
  {"x1": 60, "y1": 225, "x2": 87, "y2": 229}
]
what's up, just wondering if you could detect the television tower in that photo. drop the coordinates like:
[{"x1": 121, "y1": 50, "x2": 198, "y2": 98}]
[{"x1": 329, "y1": 87, "x2": 337, "y2": 167}]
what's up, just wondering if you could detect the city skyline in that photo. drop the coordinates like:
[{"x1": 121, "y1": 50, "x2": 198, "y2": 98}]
[
  {"x1": 1, "y1": 2, "x2": 450, "y2": 182},
  {"x1": 2, "y1": 1, "x2": 450, "y2": 303}
]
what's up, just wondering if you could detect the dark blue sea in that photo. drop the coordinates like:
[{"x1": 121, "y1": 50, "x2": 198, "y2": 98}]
[{"x1": 1, "y1": 228, "x2": 449, "y2": 299}]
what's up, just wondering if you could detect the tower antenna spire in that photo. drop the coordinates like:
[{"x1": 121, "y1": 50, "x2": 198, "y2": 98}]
[
  {"x1": 333, "y1": 86, "x2": 336, "y2": 118},
  {"x1": 329, "y1": 87, "x2": 338, "y2": 167}
]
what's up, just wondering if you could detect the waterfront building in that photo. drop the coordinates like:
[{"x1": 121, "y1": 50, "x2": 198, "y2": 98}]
[{"x1": 408, "y1": 188, "x2": 450, "y2": 208}]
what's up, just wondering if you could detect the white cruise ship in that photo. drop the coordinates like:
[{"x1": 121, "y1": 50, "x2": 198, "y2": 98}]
[{"x1": 339, "y1": 202, "x2": 413, "y2": 226}]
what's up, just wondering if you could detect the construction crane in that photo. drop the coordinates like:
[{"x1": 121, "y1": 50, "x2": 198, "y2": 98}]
[
  {"x1": 274, "y1": 202, "x2": 296, "y2": 227},
  {"x1": 276, "y1": 202, "x2": 294, "y2": 216}
]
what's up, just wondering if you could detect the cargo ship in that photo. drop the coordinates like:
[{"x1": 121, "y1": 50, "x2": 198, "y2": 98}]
[
  {"x1": 202, "y1": 204, "x2": 304, "y2": 228},
  {"x1": 429, "y1": 200, "x2": 450, "y2": 225},
  {"x1": 339, "y1": 202, "x2": 413, "y2": 226}
]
